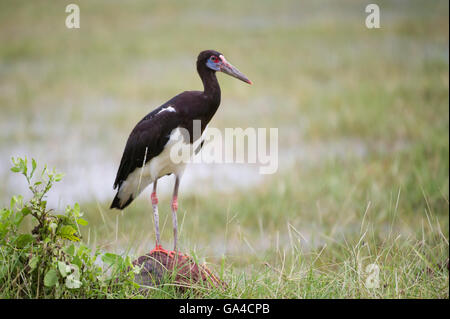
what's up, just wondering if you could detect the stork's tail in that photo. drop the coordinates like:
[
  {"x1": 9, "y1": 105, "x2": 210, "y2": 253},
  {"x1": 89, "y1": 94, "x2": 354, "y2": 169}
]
[{"x1": 110, "y1": 192, "x2": 134, "y2": 210}]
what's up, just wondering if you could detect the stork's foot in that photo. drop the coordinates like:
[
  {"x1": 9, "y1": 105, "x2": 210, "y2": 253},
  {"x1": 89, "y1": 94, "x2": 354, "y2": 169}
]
[
  {"x1": 150, "y1": 244, "x2": 186, "y2": 259},
  {"x1": 133, "y1": 247, "x2": 227, "y2": 292},
  {"x1": 150, "y1": 244, "x2": 170, "y2": 255}
]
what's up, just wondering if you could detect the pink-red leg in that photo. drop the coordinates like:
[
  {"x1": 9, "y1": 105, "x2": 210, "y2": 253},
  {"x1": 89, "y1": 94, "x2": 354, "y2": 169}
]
[
  {"x1": 151, "y1": 179, "x2": 161, "y2": 249},
  {"x1": 171, "y1": 176, "x2": 180, "y2": 251}
]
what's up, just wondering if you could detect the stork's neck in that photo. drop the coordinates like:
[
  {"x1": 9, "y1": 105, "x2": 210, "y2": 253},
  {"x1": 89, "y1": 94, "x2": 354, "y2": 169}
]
[{"x1": 198, "y1": 65, "x2": 221, "y2": 107}]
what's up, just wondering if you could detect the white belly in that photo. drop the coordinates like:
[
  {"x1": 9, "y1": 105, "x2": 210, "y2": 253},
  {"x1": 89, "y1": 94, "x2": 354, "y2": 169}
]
[{"x1": 116, "y1": 127, "x2": 203, "y2": 205}]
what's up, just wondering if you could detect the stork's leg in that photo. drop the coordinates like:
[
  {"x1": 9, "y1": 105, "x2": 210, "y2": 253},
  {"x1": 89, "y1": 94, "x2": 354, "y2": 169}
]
[
  {"x1": 151, "y1": 179, "x2": 161, "y2": 249},
  {"x1": 171, "y1": 175, "x2": 180, "y2": 251}
]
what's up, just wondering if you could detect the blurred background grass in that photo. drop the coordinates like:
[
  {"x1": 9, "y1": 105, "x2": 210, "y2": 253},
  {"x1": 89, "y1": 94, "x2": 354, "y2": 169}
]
[{"x1": 0, "y1": 0, "x2": 448, "y2": 297}]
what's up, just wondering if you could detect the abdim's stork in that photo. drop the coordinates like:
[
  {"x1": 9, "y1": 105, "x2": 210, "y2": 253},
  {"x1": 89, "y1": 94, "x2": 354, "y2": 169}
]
[{"x1": 111, "y1": 50, "x2": 251, "y2": 252}]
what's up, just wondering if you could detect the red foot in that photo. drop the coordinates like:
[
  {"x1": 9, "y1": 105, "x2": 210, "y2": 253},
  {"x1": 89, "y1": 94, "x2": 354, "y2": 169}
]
[
  {"x1": 150, "y1": 244, "x2": 174, "y2": 258},
  {"x1": 151, "y1": 192, "x2": 158, "y2": 205},
  {"x1": 149, "y1": 244, "x2": 186, "y2": 259},
  {"x1": 150, "y1": 244, "x2": 170, "y2": 255}
]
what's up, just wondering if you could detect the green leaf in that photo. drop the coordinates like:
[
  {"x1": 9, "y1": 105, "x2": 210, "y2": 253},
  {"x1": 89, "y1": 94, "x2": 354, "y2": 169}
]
[
  {"x1": 0, "y1": 208, "x2": 9, "y2": 218},
  {"x1": 65, "y1": 264, "x2": 81, "y2": 289},
  {"x1": 102, "y1": 253, "x2": 123, "y2": 267},
  {"x1": 10, "y1": 196, "x2": 17, "y2": 210},
  {"x1": 31, "y1": 158, "x2": 37, "y2": 178},
  {"x1": 58, "y1": 261, "x2": 70, "y2": 277},
  {"x1": 29, "y1": 256, "x2": 39, "y2": 271},
  {"x1": 41, "y1": 164, "x2": 47, "y2": 178},
  {"x1": 76, "y1": 244, "x2": 89, "y2": 258},
  {"x1": 10, "y1": 166, "x2": 20, "y2": 173},
  {"x1": 0, "y1": 264, "x2": 7, "y2": 280},
  {"x1": 44, "y1": 269, "x2": 59, "y2": 287},
  {"x1": 15, "y1": 234, "x2": 34, "y2": 248},
  {"x1": 72, "y1": 255, "x2": 82, "y2": 268},
  {"x1": 131, "y1": 281, "x2": 140, "y2": 289},
  {"x1": 21, "y1": 207, "x2": 31, "y2": 216},
  {"x1": 59, "y1": 225, "x2": 80, "y2": 242},
  {"x1": 14, "y1": 211, "x2": 24, "y2": 226},
  {"x1": 73, "y1": 203, "x2": 81, "y2": 218},
  {"x1": 21, "y1": 157, "x2": 27, "y2": 176},
  {"x1": 64, "y1": 244, "x2": 75, "y2": 256},
  {"x1": 76, "y1": 218, "x2": 88, "y2": 226},
  {"x1": 65, "y1": 274, "x2": 82, "y2": 289}
]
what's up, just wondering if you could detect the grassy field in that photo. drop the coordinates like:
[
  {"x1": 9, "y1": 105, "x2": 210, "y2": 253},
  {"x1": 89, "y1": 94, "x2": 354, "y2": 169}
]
[{"x1": 0, "y1": 0, "x2": 448, "y2": 298}]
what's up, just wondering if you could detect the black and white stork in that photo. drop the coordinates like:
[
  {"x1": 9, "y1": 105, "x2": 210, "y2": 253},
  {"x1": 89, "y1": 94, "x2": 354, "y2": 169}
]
[{"x1": 110, "y1": 50, "x2": 251, "y2": 253}]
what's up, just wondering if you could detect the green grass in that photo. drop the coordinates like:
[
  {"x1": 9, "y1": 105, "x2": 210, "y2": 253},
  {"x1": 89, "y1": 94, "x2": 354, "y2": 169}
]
[
  {"x1": 81, "y1": 141, "x2": 448, "y2": 298},
  {"x1": 0, "y1": 0, "x2": 448, "y2": 298}
]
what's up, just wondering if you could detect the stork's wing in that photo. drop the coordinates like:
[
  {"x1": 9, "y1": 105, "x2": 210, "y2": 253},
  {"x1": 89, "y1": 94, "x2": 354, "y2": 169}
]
[{"x1": 112, "y1": 105, "x2": 184, "y2": 191}]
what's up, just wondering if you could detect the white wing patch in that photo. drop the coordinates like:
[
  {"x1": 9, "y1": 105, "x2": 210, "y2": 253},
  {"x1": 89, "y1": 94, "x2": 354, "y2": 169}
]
[{"x1": 156, "y1": 105, "x2": 176, "y2": 115}]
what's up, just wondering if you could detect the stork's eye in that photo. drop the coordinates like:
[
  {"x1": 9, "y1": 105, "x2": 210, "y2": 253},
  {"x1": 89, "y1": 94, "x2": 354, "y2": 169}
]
[{"x1": 211, "y1": 56, "x2": 219, "y2": 63}]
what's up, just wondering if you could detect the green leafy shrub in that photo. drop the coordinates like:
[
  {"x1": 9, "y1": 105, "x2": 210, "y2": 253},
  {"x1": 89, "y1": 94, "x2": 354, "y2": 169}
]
[{"x1": 0, "y1": 157, "x2": 141, "y2": 298}]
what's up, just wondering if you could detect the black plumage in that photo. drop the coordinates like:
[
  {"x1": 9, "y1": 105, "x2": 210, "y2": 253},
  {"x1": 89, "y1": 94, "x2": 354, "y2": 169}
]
[{"x1": 111, "y1": 50, "x2": 251, "y2": 212}]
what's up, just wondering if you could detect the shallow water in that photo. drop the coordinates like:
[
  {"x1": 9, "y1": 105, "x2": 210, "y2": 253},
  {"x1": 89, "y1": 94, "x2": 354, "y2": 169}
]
[
  {"x1": 0, "y1": 134, "x2": 372, "y2": 209},
  {"x1": 0, "y1": 95, "x2": 407, "y2": 209}
]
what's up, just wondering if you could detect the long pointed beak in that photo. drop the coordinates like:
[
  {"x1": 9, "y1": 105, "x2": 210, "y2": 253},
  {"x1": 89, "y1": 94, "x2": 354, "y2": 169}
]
[{"x1": 219, "y1": 55, "x2": 252, "y2": 85}]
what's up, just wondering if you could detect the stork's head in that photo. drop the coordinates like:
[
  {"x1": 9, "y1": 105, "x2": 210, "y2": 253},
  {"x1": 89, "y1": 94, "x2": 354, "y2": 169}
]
[{"x1": 197, "y1": 50, "x2": 252, "y2": 85}]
